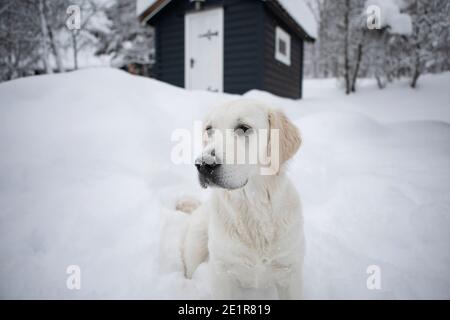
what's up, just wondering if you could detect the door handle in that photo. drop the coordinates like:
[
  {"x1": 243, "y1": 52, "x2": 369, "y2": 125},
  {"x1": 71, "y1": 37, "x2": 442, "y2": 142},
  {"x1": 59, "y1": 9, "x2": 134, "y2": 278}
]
[{"x1": 190, "y1": 58, "x2": 195, "y2": 68}]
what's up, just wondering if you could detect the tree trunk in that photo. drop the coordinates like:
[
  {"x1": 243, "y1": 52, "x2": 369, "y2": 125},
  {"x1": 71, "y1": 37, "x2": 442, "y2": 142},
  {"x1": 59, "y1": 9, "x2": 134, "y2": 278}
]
[
  {"x1": 72, "y1": 31, "x2": 78, "y2": 70},
  {"x1": 38, "y1": 0, "x2": 52, "y2": 74},
  {"x1": 343, "y1": 0, "x2": 351, "y2": 95},
  {"x1": 411, "y1": 42, "x2": 422, "y2": 88},
  {"x1": 375, "y1": 73, "x2": 386, "y2": 89},
  {"x1": 312, "y1": 43, "x2": 318, "y2": 78},
  {"x1": 411, "y1": 65, "x2": 421, "y2": 89},
  {"x1": 410, "y1": 0, "x2": 422, "y2": 89},
  {"x1": 48, "y1": 27, "x2": 65, "y2": 73},
  {"x1": 43, "y1": 0, "x2": 64, "y2": 73},
  {"x1": 351, "y1": 43, "x2": 363, "y2": 92}
]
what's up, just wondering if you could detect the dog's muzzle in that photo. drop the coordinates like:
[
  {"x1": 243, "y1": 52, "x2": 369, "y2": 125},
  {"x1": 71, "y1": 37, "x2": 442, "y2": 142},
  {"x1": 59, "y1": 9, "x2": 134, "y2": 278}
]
[
  {"x1": 195, "y1": 160, "x2": 220, "y2": 176},
  {"x1": 195, "y1": 155, "x2": 221, "y2": 188}
]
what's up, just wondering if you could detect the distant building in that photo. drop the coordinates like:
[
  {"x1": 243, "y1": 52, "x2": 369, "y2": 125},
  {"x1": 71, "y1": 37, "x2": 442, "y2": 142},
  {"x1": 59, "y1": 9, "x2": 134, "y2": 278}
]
[{"x1": 138, "y1": 0, "x2": 316, "y2": 99}]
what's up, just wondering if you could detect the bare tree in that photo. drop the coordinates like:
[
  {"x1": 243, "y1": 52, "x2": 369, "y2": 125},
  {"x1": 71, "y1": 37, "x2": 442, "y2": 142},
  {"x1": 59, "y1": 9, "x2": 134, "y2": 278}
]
[
  {"x1": 406, "y1": 0, "x2": 450, "y2": 88},
  {"x1": 38, "y1": 0, "x2": 52, "y2": 74},
  {"x1": 343, "y1": 0, "x2": 352, "y2": 94},
  {"x1": 42, "y1": 0, "x2": 69, "y2": 73},
  {"x1": 303, "y1": 0, "x2": 450, "y2": 93},
  {"x1": 0, "y1": 0, "x2": 42, "y2": 80},
  {"x1": 68, "y1": 0, "x2": 108, "y2": 70}
]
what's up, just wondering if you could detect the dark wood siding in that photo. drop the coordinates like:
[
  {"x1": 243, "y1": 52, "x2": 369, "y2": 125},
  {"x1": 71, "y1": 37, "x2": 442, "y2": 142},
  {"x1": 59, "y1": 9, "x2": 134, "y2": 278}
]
[
  {"x1": 262, "y1": 5, "x2": 303, "y2": 99},
  {"x1": 148, "y1": 0, "x2": 303, "y2": 99},
  {"x1": 223, "y1": 0, "x2": 264, "y2": 94},
  {"x1": 151, "y1": 1, "x2": 186, "y2": 88},
  {"x1": 150, "y1": 0, "x2": 263, "y2": 93}
]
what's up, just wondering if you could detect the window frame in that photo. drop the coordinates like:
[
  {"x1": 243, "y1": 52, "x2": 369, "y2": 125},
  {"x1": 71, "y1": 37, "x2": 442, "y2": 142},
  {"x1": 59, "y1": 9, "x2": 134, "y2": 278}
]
[{"x1": 274, "y1": 26, "x2": 291, "y2": 66}]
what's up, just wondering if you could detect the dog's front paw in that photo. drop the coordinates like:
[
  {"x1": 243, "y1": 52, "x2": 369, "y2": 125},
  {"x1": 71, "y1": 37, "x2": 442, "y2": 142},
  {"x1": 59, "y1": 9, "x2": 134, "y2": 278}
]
[
  {"x1": 183, "y1": 260, "x2": 196, "y2": 279},
  {"x1": 176, "y1": 196, "x2": 201, "y2": 214}
]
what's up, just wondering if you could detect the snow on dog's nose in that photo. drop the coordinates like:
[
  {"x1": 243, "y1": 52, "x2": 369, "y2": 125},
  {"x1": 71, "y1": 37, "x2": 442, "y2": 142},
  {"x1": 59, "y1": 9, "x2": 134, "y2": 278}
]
[
  {"x1": 195, "y1": 149, "x2": 222, "y2": 188},
  {"x1": 195, "y1": 156, "x2": 220, "y2": 176}
]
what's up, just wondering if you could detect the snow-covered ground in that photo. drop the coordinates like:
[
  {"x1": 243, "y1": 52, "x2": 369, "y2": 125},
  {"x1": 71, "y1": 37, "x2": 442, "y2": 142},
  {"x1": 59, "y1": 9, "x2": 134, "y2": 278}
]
[{"x1": 0, "y1": 68, "x2": 449, "y2": 299}]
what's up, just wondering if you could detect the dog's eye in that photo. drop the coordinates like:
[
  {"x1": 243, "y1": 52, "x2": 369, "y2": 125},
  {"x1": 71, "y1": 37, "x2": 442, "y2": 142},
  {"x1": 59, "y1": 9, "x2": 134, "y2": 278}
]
[
  {"x1": 235, "y1": 124, "x2": 252, "y2": 136},
  {"x1": 205, "y1": 125, "x2": 213, "y2": 136}
]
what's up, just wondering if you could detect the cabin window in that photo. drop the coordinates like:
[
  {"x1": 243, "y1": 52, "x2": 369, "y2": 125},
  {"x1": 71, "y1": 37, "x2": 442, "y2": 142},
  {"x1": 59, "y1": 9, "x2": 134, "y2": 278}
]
[{"x1": 275, "y1": 26, "x2": 291, "y2": 66}]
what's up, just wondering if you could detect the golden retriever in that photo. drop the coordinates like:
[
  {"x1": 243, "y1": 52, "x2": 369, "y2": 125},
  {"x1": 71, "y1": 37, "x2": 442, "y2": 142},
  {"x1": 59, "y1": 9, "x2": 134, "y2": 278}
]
[{"x1": 181, "y1": 99, "x2": 304, "y2": 299}]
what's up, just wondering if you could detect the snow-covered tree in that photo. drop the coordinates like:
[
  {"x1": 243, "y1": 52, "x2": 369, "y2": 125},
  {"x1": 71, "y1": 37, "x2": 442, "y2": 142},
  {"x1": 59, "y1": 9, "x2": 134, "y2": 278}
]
[
  {"x1": 95, "y1": 0, "x2": 154, "y2": 75},
  {"x1": 304, "y1": 0, "x2": 449, "y2": 92},
  {"x1": 0, "y1": 0, "x2": 109, "y2": 80},
  {"x1": 66, "y1": 0, "x2": 111, "y2": 70},
  {"x1": 37, "y1": 0, "x2": 73, "y2": 73},
  {"x1": 0, "y1": 0, "x2": 43, "y2": 80},
  {"x1": 403, "y1": 0, "x2": 450, "y2": 88},
  {"x1": 361, "y1": 0, "x2": 412, "y2": 89}
]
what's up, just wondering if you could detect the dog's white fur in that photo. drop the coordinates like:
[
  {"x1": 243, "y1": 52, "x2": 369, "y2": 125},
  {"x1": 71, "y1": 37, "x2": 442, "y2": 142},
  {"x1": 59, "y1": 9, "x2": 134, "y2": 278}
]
[{"x1": 182, "y1": 99, "x2": 304, "y2": 300}]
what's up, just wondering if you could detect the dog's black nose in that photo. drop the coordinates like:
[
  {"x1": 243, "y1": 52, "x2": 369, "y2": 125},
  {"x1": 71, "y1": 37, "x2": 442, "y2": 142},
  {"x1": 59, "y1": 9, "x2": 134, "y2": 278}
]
[{"x1": 195, "y1": 160, "x2": 220, "y2": 175}]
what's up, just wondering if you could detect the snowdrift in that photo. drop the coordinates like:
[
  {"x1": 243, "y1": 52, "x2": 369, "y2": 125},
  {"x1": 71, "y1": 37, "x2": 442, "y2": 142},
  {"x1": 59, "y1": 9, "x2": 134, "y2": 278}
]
[{"x1": 0, "y1": 68, "x2": 449, "y2": 299}]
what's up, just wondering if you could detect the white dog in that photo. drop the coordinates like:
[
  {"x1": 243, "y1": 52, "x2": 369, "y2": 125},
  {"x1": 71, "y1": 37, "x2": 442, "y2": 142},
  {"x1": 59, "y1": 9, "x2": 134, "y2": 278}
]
[{"x1": 181, "y1": 99, "x2": 304, "y2": 300}]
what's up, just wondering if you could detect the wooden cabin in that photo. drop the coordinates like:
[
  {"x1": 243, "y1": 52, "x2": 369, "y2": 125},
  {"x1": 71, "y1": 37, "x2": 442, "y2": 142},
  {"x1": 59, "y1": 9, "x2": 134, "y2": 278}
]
[{"x1": 138, "y1": 0, "x2": 316, "y2": 99}]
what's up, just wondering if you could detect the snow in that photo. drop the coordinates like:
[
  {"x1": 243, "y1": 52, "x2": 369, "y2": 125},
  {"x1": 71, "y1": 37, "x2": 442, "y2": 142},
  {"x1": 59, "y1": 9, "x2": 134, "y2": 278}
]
[
  {"x1": 136, "y1": 0, "x2": 157, "y2": 16},
  {"x1": 1, "y1": 68, "x2": 450, "y2": 299},
  {"x1": 365, "y1": 0, "x2": 413, "y2": 35},
  {"x1": 277, "y1": 0, "x2": 318, "y2": 39},
  {"x1": 136, "y1": 0, "x2": 318, "y2": 39}
]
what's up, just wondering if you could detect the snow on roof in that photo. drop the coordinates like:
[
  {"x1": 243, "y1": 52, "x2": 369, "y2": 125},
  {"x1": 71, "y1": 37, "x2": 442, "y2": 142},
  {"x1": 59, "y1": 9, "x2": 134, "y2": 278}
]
[
  {"x1": 365, "y1": 0, "x2": 412, "y2": 35},
  {"x1": 136, "y1": 0, "x2": 157, "y2": 16},
  {"x1": 136, "y1": 0, "x2": 318, "y2": 39},
  {"x1": 277, "y1": 0, "x2": 318, "y2": 39}
]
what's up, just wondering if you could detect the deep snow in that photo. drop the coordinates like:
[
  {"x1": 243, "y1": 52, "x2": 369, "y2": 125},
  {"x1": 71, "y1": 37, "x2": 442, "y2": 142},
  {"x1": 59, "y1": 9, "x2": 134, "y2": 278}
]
[{"x1": 0, "y1": 68, "x2": 449, "y2": 299}]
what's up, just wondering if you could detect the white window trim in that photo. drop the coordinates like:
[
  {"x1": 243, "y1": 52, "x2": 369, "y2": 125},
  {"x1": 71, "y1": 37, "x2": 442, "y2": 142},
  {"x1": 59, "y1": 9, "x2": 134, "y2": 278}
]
[{"x1": 275, "y1": 26, "x2": 291, "y2": 66}]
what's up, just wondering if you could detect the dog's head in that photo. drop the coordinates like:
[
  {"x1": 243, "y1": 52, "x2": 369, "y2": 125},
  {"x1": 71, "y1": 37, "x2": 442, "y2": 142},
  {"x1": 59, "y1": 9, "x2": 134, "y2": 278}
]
[{"x1": 196, "y1": 99, "x2": 301, "y2": 190}]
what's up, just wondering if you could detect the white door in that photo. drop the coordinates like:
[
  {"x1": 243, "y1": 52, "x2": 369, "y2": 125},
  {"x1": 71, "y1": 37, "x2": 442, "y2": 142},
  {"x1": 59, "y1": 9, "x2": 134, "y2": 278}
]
[{"x1": 185, "y1": 8, "x2": 224, "y2": 92}]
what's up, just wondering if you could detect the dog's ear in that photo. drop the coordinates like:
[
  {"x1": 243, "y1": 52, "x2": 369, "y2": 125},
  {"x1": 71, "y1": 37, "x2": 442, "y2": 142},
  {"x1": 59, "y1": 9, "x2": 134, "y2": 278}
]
[{"x1": 268, "y1": 109, "x2": 301, "y2": 165}]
